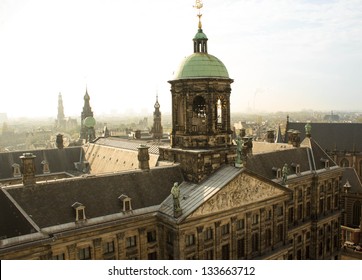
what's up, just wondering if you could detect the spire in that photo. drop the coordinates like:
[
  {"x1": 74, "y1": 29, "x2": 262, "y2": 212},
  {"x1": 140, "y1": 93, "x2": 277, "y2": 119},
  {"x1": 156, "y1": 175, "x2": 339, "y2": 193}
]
[{"x1": 194, "y1": 0, "x2": 203, "y2": 29}]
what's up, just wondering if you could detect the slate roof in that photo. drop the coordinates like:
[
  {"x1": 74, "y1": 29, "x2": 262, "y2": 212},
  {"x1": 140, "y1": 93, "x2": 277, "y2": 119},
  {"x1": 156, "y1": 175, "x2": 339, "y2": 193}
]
[
  {"x1": 3, "y1": 165, "x2": 184, "y2": 229},
  {"x1": 340, "y1": 167, "x2": 362, "y2": 194},
  {"x1": 0, "y1": 189, "x2": 36, "y2": 239},
  {"x1": 247, "y1": 138, "x2": 337, "y2": 180},
  {"x1": 286, "y1": 122, "x2": 362, "y2": 152},
  {"x1": 0, "y1": 147, "x2": 82, "y2": 180}
]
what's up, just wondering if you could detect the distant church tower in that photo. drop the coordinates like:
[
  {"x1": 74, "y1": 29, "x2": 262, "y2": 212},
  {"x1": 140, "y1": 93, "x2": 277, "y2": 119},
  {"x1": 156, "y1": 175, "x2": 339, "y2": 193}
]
[
  {"x1": 56, "y1": 93, "x2": 65, "y2": 129},
  {"x1": 151, "y1": 94, "x2": 163, "y2": 141},
  {"x1": 80, "y1": 88, "x2": 95, "y2": 141},
  {"x1": 159, "y1": 2, "x2": 235, "y2": 182}
]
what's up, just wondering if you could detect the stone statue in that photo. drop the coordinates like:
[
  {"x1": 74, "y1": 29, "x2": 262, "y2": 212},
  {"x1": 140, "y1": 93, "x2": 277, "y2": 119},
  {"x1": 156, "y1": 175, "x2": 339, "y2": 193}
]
[
  {"x1": 235, "y1": 136, "x2": 244, "y2": 167},
  {"x1": 171, "y1": 182, "x2": 181, "y2": 211},
  {"x1": 282, "y1": 163, "x2": 289, "y2": 185}
]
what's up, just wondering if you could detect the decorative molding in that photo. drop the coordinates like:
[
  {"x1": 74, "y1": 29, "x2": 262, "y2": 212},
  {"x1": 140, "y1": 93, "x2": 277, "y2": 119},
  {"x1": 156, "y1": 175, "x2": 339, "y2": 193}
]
[{"x1": 189, "y1": 173, "x2": 285, "y2": 219}]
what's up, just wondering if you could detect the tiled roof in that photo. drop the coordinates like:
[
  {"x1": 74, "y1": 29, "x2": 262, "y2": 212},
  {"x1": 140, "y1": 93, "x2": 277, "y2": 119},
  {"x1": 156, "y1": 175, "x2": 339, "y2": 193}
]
[
  {"x1": 93, "y1": 137, "x2": 169, "y2": 155},
  {"x1": 4, "y1": 165, "x2": 184, "y2": 229}
]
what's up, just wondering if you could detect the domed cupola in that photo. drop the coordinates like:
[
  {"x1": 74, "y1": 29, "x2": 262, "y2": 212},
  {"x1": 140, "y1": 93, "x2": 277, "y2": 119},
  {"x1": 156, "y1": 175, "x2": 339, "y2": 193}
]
[
  {"x1": 173, "y1": 3, "x2": 230, "y2": 80},
  {"x1": 159, "y1": 1, "x2": 236, "y2": 183}
]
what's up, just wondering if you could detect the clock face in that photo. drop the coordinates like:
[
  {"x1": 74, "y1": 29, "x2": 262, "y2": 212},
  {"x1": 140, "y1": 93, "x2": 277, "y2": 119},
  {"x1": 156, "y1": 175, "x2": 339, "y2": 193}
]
[{"x1": 84, "y1": 116, "x2": 96, "y2": 128}]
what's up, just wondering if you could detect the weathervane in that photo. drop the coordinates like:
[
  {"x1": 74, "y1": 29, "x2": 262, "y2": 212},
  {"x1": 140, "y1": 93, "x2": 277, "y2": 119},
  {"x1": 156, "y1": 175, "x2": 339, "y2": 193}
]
[{"x1": 193, "y1": 0, "x2": 204, "y2": 29}]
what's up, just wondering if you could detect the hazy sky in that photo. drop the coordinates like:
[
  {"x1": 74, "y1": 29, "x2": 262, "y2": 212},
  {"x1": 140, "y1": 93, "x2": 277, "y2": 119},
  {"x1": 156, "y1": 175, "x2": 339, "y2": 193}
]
[{"x1": 1, "y1": 0, "x2": 362, "y2": 118}]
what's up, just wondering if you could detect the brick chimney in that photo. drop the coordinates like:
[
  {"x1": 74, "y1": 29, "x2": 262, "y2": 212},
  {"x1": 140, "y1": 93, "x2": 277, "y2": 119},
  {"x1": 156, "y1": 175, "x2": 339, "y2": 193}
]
[
  {"x1": 56, "y1": 134, "x2": 64, "y2": 149},
  {"x1": 137, "y1": 145, "x2": 150, "y2": 170},
  {"x1": 266, "y1": 130, "x2": 275, "y2": 143},
  {"x1": 292, "y1": 130, "x2": 301, "y2": 147},
  {"x1": 20, "y1": 153, "x2": 36, "y2": 186}
]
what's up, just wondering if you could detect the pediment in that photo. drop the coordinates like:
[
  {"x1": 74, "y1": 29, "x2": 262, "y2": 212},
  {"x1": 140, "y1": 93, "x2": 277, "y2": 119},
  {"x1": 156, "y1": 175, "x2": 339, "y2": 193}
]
[{"x1": 188, "y1": 172, "x2": 286, "y2": 219}]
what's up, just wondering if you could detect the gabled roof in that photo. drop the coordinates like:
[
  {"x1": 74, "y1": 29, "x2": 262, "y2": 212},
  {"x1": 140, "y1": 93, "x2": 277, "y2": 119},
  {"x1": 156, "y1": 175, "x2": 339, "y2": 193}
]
[
  {"x1": 286, "y1": 122, "x2": 362, "y2": 152},
  {"x1": 159, "y1": 166, "x2": 290, "y2": 223},
  {"x1": 340, "y1": 167, "x2": 362, "y2": 194},
  {"x1": 3, "y1": 165, "x2": 184, "y2": 229}
]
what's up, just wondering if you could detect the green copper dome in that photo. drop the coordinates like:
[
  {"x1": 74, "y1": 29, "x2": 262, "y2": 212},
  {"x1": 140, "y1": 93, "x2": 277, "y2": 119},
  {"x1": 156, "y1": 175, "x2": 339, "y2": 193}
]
[{"x1": 174, "y1": 53, "x2": 229, "y2": 80}]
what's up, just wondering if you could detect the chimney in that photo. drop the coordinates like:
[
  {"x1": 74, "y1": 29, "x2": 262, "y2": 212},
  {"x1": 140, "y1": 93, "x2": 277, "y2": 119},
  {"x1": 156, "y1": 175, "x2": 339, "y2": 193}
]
[
  {"x1": 305, "y1": 123, "x2": 312, "y2": 138},
  {"x1": 287, "y1": 129, "x2": 294, "y2": 144},
  {"x1": 20, "y1": 153, "x2": 36, "y2": 186},
  {"x1": 137, "y1": 145, "x2": 150, "y2": 170},
  {"x1": 266, "y1": 130, "x2": 275, "y2": 143},
  {"x1": 56, "y1": 134, "x2": 64, "y2": 149},
  {"x1": 292, "y1": 130, "x2": 301, "y2": 147},
  {"x1": 242, "y1": 136, "x2": 253, "y2": 157}
]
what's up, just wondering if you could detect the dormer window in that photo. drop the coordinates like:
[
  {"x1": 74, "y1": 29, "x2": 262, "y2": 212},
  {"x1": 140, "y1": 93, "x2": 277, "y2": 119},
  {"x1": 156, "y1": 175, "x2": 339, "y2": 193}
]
[
  {"x1": 320, "y1": 158, "x2": 330, "y2": 169},
  {"x1": 12, "y1": 163, "x2": 21, "y2": 178},
  {"x1": 41, "y1": 160, "x2": 50, "y2": 174},
  {"x1": 291, "y1": 163, "x2": 301, "y2": 174},
  {"x1": 72, "y1": 202, "x2": 86, "y2": 222},
  {"x1": 118, "y1": 194, "x2": 132, "y2": 212},
  {"x1": 272, "y1": 167, "x2": 282, "y2": 179}
]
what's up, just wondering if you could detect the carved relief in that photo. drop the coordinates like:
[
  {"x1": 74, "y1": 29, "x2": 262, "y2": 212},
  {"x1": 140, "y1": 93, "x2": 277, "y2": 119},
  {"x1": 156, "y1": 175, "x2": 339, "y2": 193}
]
[{"x1": 189, "y1": 173, "x2": 285, "y2": 219}]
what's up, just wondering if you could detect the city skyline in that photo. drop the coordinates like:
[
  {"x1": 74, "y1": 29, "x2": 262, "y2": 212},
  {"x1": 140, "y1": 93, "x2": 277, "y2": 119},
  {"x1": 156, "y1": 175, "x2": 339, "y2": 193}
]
[{"x1": 1, "y1": 0, "x2": 362, "y2": 118}]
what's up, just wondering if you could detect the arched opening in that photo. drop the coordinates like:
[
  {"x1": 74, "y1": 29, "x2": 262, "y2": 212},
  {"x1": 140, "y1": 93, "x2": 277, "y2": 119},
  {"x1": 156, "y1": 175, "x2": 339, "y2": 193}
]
[
  {"x1": 340, "y1": 158, "x2": 349, "y2": 167},
  {"x1": 193, "y1": 96, "x2": 206, "y2": 118},
  {"x1": 217, "y1": 99, "x2": 222, "y2": 125}
]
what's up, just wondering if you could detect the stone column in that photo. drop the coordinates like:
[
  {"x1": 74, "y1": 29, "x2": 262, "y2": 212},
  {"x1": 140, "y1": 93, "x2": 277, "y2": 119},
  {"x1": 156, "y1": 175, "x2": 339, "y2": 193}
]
[{"x1": 245, "y1": 213, "x2": 252, "y2": 259}]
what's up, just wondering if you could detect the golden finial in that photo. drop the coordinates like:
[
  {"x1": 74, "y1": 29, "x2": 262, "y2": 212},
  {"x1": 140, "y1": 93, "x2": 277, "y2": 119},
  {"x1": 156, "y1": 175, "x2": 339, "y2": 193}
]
[{"x1": 193, "y1": 0, "x2": 203, "y2": 29}]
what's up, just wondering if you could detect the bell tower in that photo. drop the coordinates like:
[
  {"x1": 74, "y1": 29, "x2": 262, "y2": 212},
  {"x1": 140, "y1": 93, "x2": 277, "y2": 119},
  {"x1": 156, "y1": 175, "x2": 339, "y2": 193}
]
[{"x1": 159, "y1": 1, "x2": 236, "y2": 182}]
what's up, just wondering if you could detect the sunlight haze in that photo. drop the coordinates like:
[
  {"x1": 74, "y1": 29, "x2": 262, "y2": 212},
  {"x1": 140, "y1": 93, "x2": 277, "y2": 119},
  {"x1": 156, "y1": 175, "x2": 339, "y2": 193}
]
[{"x1": 0, "y1": 0, "x2": 361, "y2": 118}]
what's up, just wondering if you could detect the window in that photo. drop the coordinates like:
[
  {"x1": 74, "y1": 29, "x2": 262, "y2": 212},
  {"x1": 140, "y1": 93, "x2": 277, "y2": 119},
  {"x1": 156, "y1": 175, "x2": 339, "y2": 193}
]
[
  {"x1": 319, "y1": 198, "x2": 324, "y2": 215},
  {"x1": 103, "y1": 241, "x2": 114, "y2": 254},
  {"x1": 72, "y1": 202, "x2": 86, "y2": 222},
  {"x1": 306, "y1": 245, "x2": 310, "y2": 259},
  {"x1": 147, "y1": 230, "x2": 157, "y2": 243},
  {"x1": 167, "y1": 231, "x2": 174, "y2": 245},
  {"x1": 277, "y1": 205, "x2": 283, "y2": 216},
  {"x1": 297, "y1": 235, "x2": 302, "y2": 243},
  {"x1": 216, "y1": 99, "x2": 222, "y2": 125},
  {"x1": 288, "y1": 207, "x2": 294, "y2": 224},
  {"x1": 333, "y1": 235, "x2": 338, "y2": 249},
  {"x1": 327, "y1": 196, "x2": 331, "y2": 211},
  {"x1": 185, "y1": 234, "x2": 195, "y2": 247},
  {"x1": 205, "y1": 249, "x2": 214, "y2": 260},
  {"x1": 352, "y1": 201, "x2": 361, "y2": 226},
  {"x1": 251, "y1": 233, "x2": 259, "y2": 253},
  {"x1": 193, "y1": 96, "x2": 206, "y2": 118},
  {"x1": 334, "y1": 194, "x2": 339, "y2": 208},
  {"x1": 319, "y1": 242, "x2": 323, "y2": 257},
  {"x1": 126, "y1": 236, "x2": 137, "y2": 248},
  {"x1": 52, "y1": 253, "x2": 65, "y2": 260},
  {"x1": 306, "y1": 187, "x2": 311, "y2": 196},
  {"x1": 12, "y1": 163, "x2": 21, "y2": 178},
  {"x1": 222, "y1": 244, "x2": 230, "y2": 260},
  {"x1": 297, "y1": 204, "x2": 303, "y2": 220},
  {"x1": 221, "y1": 223, "x2": 230, "y2": 235},
  {"x1": 266, "y1": 210, "x2": 272, "y2": 221},
  {"x1": 265, "y1": 229, "x2": 272, "y2": 247},
  {"x1": 340, "y1": 158, "x2": 349, "y2": 167},
  {"x1": 237, "y1": 219, "x2": 245, "y2": 230},
  {"x1": 204, "y1": 227, "x2": 213, "y2": 241},
  {"x1": 148, "y1": 252, "x2": 157, "y2": 260},
  {"x1": 237, "y1": 238, "x2": 245, "y2": 258},
  {"x1": 306, "y1": 201, "x2": 311, "y2": 217},
  {"x1": 118, "y1": 194, "x2": 132, "y2": 212},
  {"x1": 252, "y1": 214, "x2": 259, "y2": 225},
  {"x1": 78, "y1": 247, "x2": 91, "y2": 260},
  {"x1": 277, "y1": 224, "x2": 283, "y2": 242},
  {"x1": 306, "y1": 231, "x2": 311, "y2": 240}
]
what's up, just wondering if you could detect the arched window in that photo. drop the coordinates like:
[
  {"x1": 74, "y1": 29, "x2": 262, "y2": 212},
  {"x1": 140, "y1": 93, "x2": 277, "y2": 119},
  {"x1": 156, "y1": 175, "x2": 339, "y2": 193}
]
[
  {"x1": 193, "y1": 96, "x2": 206, "y2": 118},
  {"x1": 352, "y1": 201, "x2": 361, "y2": 226},
  {"x1": 340, "y1": 158, "x2": 349, "y2": 167},
  {"x1": 216, "y1": 99, "x2": 222, "y2": 124}
]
